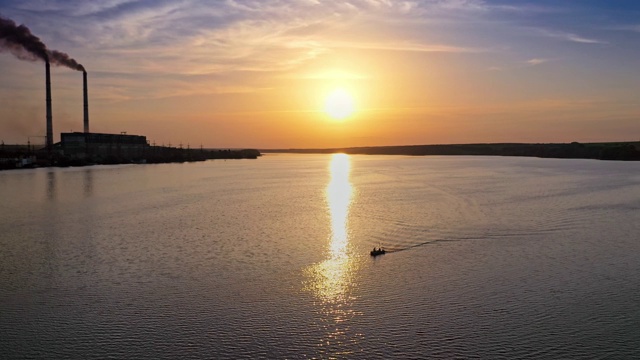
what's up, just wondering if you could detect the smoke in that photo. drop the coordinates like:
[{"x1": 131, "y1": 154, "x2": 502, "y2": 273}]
[
  {"x1": 0, "y1": 15, "x2": 84, "y2": 71},
  {"x1": 49, "y1": 49, "x2": 85, "y2": 71},
  {"x1": 0, "y1": 15, "x2": 48, "y2": 61}
]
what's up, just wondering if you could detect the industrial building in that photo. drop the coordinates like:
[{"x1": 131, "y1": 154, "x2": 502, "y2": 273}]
[{"x1": 61, "y1": 132, "x2": 148, "y2": 161}]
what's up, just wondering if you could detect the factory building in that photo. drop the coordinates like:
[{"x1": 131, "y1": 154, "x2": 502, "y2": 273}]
[{"x1": 61, "y1": 132, "x2": 148, "y2": 160}]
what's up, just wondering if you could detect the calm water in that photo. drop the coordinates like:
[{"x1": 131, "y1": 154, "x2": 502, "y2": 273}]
[{"x1": 1, "y1": 154, "x2": 639, "y2": 359}]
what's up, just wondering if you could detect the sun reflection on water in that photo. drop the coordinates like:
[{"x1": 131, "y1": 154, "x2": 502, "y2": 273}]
[
  {"x1": 304, "y1": 153, "x2": 363, "y2": 352},
  {"x1": 327, "y1": 153, "x2": 352, "y2": 259}
]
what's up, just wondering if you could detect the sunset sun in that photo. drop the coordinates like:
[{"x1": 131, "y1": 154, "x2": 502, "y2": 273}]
[{"x1": 324, "y1": 88, "x2": 355, "y2": 120}]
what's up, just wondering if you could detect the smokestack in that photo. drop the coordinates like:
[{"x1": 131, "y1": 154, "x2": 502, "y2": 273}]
[
  {"x1": 83, "y1": 70, "x2": 89, "y2": 133},
  {"x1": 45, "y1": 60, "x2": 53, "y2": 151}
]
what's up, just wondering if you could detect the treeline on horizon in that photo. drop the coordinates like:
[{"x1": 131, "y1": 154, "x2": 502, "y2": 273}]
[
  {"x1": 263, "y1": 141, "x2": 640, "y2": 161},
  {"x1": 144, "y1": 147, "x2": 261, "y2": 163}
]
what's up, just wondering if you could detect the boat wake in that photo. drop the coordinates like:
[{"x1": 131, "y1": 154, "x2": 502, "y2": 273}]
[{"x1": 370, "y1": 239, "x2": 442, "y2": 254}]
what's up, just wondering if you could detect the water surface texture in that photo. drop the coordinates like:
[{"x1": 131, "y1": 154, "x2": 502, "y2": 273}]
[{"x1": 1, "y1": 155, "x2": 639, "y2": 359}]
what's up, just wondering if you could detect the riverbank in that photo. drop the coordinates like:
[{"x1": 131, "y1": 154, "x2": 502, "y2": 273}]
[
  {"x1": 262, "y1": 141, "x2": 640, "y2": 161},
  {"x1": 0, "y1": 145, "x2": 261, "y2": 171}
]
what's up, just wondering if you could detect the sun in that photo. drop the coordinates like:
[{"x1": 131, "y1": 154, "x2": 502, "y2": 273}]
[{"x1": 324, "y1": 88, "x2": 355, "y2": 120}]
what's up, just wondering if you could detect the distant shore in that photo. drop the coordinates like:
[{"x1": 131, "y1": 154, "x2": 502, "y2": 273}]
[{"x1": 261, "y1": 141, "x2": 640, "y2": 161}]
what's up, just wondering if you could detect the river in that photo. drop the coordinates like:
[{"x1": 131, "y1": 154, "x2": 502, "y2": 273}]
[{"x1": 1, "y1": 154, "x2": 639, "y2": 359}]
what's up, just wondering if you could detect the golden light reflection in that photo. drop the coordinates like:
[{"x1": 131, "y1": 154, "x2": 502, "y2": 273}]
[
  {"x1": 306, "y1": 153, "x2": 355, "y2": 301},
  {"x1": 304, "y1": 153, "x2": 362, "y2": 350},
  {"x1": 327, "y1": 153, "x2": 352, "y2": 258}
]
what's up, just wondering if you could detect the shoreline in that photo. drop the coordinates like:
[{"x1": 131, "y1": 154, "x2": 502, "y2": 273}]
[
  {"x1": 0, "y1": 147, "x2": 261, "y2": 171},
  {"x1": 261, "y1": 141, "x2": 640, "y2": 161}
]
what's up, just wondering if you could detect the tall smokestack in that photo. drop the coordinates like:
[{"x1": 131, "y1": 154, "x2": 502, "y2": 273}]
[
  {"x1": 83, "y1": 70, "x2": 89, "y2": 133},
  {"x1": 45, "y1": 60, "x2": 53, "y2": 151}
]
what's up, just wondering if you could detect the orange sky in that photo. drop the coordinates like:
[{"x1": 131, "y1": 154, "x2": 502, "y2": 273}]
[{"x1": 1, "y1": 1, "x2": 639, "y2": 148}]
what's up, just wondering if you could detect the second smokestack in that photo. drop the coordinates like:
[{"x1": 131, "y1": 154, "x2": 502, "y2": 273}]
[
  {"x1": 83, "y1": 70, "x2": 89, "y2": 133},
  {"x1": 45, "y1": 60, "x2": 53, "y2": 151}
]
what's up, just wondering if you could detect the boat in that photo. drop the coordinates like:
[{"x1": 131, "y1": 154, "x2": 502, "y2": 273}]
[{"x1": 370, "y1": 248, "x2": 386, "y2": 257}]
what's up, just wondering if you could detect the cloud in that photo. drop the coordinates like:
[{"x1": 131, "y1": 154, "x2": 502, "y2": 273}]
[
  {"x1": 0, "y1": 0, "x2": 615, "y2": 104},
  {"x1": 7, "y1": 0, "x2": 488, "y2": 74},
  {"x1": 324, "y1": 40, "x2": 482, "y2": 53},
  {"x1": 540, "y1": 29, "x2": 605, "y2": 44},
  {"x1": 628, "y1": 24, "x2": 640, "y2": 32},
  {"x1": 609, "y1": 24, "x2": 640, "y2": 33},
  {"x1": 295, "y1": 69, "x2": 370, "y2": 80},
  {"x1": 564, "y1": 34, "x2": 603, "y2": 44},
  {"x1": 526, "y1": 58, "x2": 549, "y2": 66},
  {"x1": 487, "y1": 57, "x2": 552, "y2": 72}
]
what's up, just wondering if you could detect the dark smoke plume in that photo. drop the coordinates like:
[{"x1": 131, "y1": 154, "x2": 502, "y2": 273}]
[
  {"x1": 48, "y1": 49, "x2": 85, "y2": 71},
  {"x1": 0, "y1": 15, "x2": 48, "y2": 61},
  {"x1": 0, "y1": 15, "x2": 84, "y2": 71}
]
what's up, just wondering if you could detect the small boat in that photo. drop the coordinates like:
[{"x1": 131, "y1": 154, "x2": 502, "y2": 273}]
[{"x1": 370, "y1": 247, "x2": 386, "y2": 257}]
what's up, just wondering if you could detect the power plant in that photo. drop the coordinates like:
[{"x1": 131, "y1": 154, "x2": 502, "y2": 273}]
[
  {"x1": 42, "y1": 61, "x2": 146, "y2": 160},
  {"x1": 0, "y1": 15, "x2": 259, "y2": 170},
  {"x1": 37, "y1": 62, "x2": 259, "y2": 166},
  {"x1": 57, "y1": 66, "x2": 150, "y2": 161},
  {"x1": 45, "y1": 60, "x2": 93, "y2": 153}
]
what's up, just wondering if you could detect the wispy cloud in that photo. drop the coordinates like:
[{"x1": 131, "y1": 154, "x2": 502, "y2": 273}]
[
  {"x1": 540, "y1": 29, "x2": 605, "y2": 44},
  {"x1": 324, "y1": 40, "x2": 483, "y2": 53},
  {"x1": 609, "y1": 24, "x2": 640, "y2": 33},
  {"x1": 1, "y1": 0, "x2": 495, "y2": 99},
  {"x1": 488, "y1": 57, "x2": 552, "y2": 72},
  {"x1": 0, "y1": 0, "x2": 627, "y2": 104},
  {"x1": 488, "y1": 4, "x2": 564, "y2": 14},
  {"x1": 526, "y1": 58, "x2": 549, "y2": 66}
]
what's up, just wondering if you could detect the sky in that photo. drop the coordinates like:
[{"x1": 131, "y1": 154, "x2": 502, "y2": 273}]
[{"x1": 1, "y1": 0, "x2": 639, "y2": 149}]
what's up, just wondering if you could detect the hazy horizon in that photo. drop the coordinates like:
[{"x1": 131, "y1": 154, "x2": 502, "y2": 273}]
[{"x1": 1, "y1": 1, "x2": 639, "y2": 148}]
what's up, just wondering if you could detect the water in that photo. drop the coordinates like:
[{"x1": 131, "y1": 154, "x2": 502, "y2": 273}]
[{"x1": 1, "y1": 154, "x2": 639, "y2": 359}]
